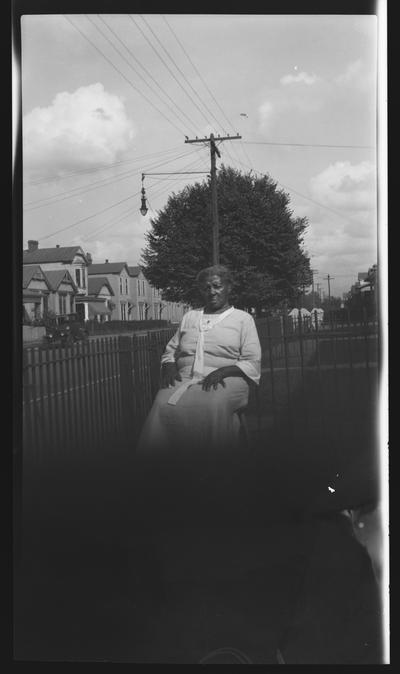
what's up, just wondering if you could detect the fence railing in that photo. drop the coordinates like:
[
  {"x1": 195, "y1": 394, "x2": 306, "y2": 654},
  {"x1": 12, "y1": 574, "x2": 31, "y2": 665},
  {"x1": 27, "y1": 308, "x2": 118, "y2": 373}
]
[
  {"x1": 22, "y1": 314, "x2": 379, "y2": 466},
  {"x1": 22, "y1": 327, "x2": 176, "y2": 465}
]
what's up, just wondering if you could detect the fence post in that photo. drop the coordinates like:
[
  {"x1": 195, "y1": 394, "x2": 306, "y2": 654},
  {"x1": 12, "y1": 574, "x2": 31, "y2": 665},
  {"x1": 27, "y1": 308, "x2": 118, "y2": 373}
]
[{"x1": 118, "y1": 335, "x2": 136, "y2": 443}]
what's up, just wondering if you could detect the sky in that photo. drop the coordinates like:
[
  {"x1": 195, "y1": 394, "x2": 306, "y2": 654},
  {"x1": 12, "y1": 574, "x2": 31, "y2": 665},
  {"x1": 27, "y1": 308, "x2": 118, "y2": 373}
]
[{"x1": 18, "y1": 10, "x2": 386, "y2": 299}]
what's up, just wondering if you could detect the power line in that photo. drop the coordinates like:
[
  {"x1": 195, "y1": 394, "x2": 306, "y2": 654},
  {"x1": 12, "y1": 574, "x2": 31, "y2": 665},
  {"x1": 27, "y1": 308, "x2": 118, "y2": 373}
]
[
  {"x1": 161, "y1": 14, "x2": 235, "y2": 136},
  {"x1": 226, "y1": 154, "x2": 368, "y2": 229},
  {"x1": 242, "y1": 140, "x2": 374, "y2": 149},
  {"x1": 160, "y1": 14, "x2": 230, "y2": 135},
  {"x1": 129, "y1": 14, "x2": 212, "y2": 130},
  {"x1": 24, "y1": 147, "x2": 198, "y2": 210},
  {"x1": 88, "y1": 14, "x2": 198, "y2": 136},
  {"x1": 24, "y1": 144, "x2": 185, "y2": 186},
  {"x1": 52, "y1": 150, "x2": 206, "y2": 240},
  {"x1": 160, "y1": 13, "x2": 257, "y2": 174},
  {"x1": 39, "y1": 190, "x2": 139, "y2": 242},
  {"x1": 138, "y1": 14, "x2": 215, "y2": 129},
  {"x1": 63, "y1": 15, "x2": 187, "y2": 137}
]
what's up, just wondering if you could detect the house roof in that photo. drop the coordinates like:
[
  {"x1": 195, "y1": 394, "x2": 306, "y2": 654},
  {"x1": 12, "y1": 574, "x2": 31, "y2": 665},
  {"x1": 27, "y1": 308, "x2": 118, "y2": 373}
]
[
  {"x1": 128, "y1": 266, "x2": 141, "y2": 277},
  {"x1": 43, "y1": 269, "x2": 77, "y2": 292},
  {"x1": 88, "y1": 276, "x2": 114, "y2": 296},
  {"x1": 22, "y1": 264, "x2": 50, "y2": 289},
  {"x1": 88, "y1": 262, "x2": 129, "y2": 275},
  {"x1": 23, "y1": 245, "x2": 87, "y2": 265}
]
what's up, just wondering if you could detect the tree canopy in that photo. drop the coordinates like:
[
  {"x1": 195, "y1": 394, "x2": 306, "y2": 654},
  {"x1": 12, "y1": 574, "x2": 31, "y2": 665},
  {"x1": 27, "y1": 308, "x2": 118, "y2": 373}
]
[{"x1": 141, "y1": 165, "x2": 312, "y2": 314}]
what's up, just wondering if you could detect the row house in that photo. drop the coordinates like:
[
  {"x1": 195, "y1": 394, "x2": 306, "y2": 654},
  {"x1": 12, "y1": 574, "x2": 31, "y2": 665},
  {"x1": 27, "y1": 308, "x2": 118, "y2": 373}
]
[
  {"x1": 23, "y1": 240, "x2": 91, "y2": 320},
  {"x1": 87, "y1": 261, "x2": 131, "y2": 321},
  {"x1": 22, "y1": 264, "x2": 78, "y2": 323},
  {"x1": 89, "y1": 261, "x2": 188, "y2": 322},
  {"x1": 127, "y1": 266, "x2": 188, "y2": 322}
]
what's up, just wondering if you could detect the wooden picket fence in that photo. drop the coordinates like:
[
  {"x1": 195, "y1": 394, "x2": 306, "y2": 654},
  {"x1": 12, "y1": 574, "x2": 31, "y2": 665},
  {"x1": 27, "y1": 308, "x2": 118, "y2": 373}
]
[{"x1": 22, "y1": 327, "x2": 176, "y2": 466}]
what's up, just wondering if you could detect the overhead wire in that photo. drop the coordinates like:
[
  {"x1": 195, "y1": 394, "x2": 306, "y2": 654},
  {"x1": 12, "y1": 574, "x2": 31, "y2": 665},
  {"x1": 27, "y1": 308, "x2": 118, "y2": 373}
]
[
  {"x1": 159, "y1": 14, "x2": 230, "y2": 135},
  {"x1": 95, "y1": 14, "x2": 199, "y2": 136},
  {"x1": 63, "y1": 14, "x2": 187, "y2": 137},
  {"x1": 160, "y1": 13, "x2": 253, "y2": 169},
  {"x1": 242, "y1": 140, "x2": 374, "y2": 149},
  {"x1": 23, "y1": 144, "x2": 185, "y2": 186},
  {"x1": 214, "y1": 152, "x2": 370, "y2": 229},
  {"x1": 79, "y1": 150, "x2": 209, "y2": 241},
  {"x1": 160, "y1": 14, "x2": 235, "y2": 135},
  {"x1": 86, "y1": 14, "x2": 197, "y2": 136},
  {"x1": 129, "y1": 14, "x2": 213, "y2": 131},
  {"x1": 24, "y1": 147, "x2": 199, "y2": 210}
]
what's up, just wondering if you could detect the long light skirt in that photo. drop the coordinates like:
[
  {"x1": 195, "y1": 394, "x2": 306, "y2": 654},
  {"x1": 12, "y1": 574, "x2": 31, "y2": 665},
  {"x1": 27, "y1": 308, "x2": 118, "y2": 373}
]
[{"x1": 136, "y1": 376, "x2": 250, "y2": 457}]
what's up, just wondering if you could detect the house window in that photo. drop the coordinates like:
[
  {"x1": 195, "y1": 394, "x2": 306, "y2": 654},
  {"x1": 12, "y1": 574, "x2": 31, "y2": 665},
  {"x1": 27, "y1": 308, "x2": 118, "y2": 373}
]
[
  {"x1": 138, "y1": 302, "x2": 145, "y2": 320},
  {"x1": 121, "y1": 302, "x2": 127, "y2": 320},
  {"x1": 137, "y1": 279, "x2": 140, "y2": 295},
  {"x1": 125, "y1": 277, "x2": 128, "y2": 294},
  {"x1": 120, "y1": 277, "x2": 123, "y2": 294},
  {"x1": 43, "y1": 294, "x2": 49, "y2": 314},
  {"x1": 59, "y1": 294, "x2": 67, "y2": 315},
  {"x1": 75, "y1": 268, "x2": 85, "y2": 288},
  {"x1": 69, "y1": 295, "x2": 75, "y2": 313},
  {"x1": 142, "y1": 280, "x2": 146, "y2": 295}
]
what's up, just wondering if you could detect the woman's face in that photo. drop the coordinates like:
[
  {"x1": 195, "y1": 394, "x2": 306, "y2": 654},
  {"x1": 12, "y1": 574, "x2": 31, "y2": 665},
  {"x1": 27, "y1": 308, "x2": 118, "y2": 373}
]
[{"x1": 199, "y1": 274, "x2": 231, "y2": 312}]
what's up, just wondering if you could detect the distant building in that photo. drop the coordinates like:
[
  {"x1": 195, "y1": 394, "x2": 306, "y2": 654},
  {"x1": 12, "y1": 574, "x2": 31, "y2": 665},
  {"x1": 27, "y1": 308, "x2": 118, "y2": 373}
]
[
  {"x1": 79, "y1": 276, "x2": 115, "y2": 322},
  {"x1": 22, "y1": 264, "x2": 52, "y2": 322},
  {"x1": 23, "y1": 240, "x2": 90, "y2": 319},
  {"x1": 128, "y1": 266, "x2": 188, "y2": 322},
  {"x1": 87, "y1": 261, "x2": 131, "y2": 321}
]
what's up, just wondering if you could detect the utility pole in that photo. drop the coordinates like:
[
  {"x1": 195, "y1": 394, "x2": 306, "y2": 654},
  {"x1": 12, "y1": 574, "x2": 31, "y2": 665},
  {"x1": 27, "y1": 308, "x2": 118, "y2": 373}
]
[
  {"x1": 185, "y1": 133, "x2": 242, "y2": 265},
  {"x1": 311, "y1": 269, "x2": 319, "y2": 307},
  {"x1": 323, "y1": 274, "x2": 335, "y2": 307}
]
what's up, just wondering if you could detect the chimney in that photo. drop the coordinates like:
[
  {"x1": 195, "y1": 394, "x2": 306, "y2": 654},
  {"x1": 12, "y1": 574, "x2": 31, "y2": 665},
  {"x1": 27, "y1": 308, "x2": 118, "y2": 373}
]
[
  {"x1": 105, "y1": 259, "x2": 109, "y2": 263},
  {"x1": 28, "y1": 240, "x2": 39, "y2": 252},
  {"x1": 56, "y1": 244, "x2": 60, "y2": 248},
  {"x1": 86, "y1": 252, "x2": 93, "y2": 265}
]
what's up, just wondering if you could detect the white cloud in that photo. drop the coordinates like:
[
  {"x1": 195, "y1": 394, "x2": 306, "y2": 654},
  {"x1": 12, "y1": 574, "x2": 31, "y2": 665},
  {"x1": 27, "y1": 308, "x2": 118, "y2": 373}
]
[
  {"x1": 258, "y1": 101, "x2": 274, "y2": 132},
  {"x1": 23, "y1": 83, "x2": 135, "y2": 178},
  {"x1": 280, "y1": 71, "x2": 319, "y2": 86},
  {"x1": 310, "y1": 160, "x2": 377, "y2": 212},
  {"x1": 334, "y1": 59, "x2": 374, "y2": 92},
  {"x1": 302, "y1": 161, "x2": 378, "y2": 294}
]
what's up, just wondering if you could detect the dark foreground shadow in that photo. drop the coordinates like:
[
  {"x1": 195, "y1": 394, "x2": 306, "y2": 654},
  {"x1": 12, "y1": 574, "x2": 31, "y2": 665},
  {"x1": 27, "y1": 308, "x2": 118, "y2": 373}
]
[{"x1": 13, "y1": 439, "x2": 384, "y2": 664}]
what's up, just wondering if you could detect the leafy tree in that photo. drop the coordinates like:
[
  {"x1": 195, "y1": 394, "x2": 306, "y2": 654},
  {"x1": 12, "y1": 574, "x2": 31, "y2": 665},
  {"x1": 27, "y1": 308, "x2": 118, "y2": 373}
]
[{"x1": 141, "y1": 165, "x2": 312, "y2": 315}]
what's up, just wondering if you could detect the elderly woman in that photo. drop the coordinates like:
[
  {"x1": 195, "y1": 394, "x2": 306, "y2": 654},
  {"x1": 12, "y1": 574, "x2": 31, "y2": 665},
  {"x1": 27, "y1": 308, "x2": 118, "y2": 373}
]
[{"x1": 136, "y1": 265, "x2": 261, "y2": 457}]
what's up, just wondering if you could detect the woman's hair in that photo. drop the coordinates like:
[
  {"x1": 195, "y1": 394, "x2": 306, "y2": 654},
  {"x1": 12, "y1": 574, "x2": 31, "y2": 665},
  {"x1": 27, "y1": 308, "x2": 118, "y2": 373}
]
[{"x1": 196, "y1": 264, "x2": 234, "y2": 287}]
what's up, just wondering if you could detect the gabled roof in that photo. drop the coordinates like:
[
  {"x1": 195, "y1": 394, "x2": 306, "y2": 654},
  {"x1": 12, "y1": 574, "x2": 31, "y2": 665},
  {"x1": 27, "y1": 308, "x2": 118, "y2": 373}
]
[
  {"x1": 128, "y1": 266, "x2": 142, "y2": 277},
  {"x1": 22, "y1": 264, "x2": 51, "y2": 289},
  {"x1": 88, "y1": 262, "x2": 129, "y2": 275},
  {"x1": 23, "y1": 245, "x2": 87, "y2": 265},
  {"x1": 43, "y1": 269, "x2": 78, "y2": 292},
  {"x1": 88, "y1": 276, "x2": 115, "y2": 296}
]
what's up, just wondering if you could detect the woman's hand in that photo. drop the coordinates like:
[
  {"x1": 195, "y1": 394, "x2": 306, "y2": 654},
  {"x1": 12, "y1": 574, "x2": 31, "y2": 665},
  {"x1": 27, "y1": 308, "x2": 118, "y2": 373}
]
[
  {"x1": 161, "y1": 362, "x2": 182, "y2": 388},
  {"x1": 202, "y1": 365, "x2": 247, "y2": 391},
  {"x1": 202, "y1": 368, "x2": 227, "y2": 391}
]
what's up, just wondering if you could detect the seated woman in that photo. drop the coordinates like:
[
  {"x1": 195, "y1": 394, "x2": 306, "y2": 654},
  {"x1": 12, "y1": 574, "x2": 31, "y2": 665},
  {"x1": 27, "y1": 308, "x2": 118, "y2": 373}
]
[{"x1": 136, "y1": 265, "x2": 261, "y2": 459}]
